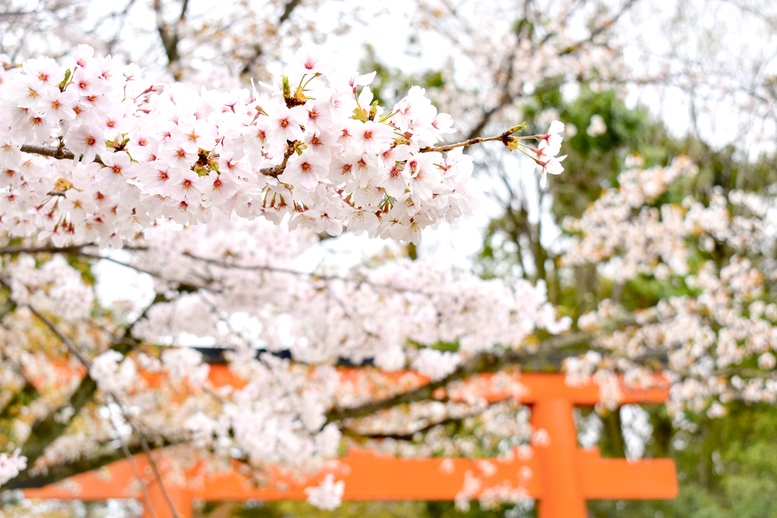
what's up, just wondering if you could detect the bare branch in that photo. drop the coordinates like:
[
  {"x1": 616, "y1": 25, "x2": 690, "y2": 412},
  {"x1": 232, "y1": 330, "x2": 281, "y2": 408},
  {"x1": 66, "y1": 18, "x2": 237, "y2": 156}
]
[
  {"x1": 279, "y1": 0, "x2": 302, "y2": 24},
  {"x1": 340, "y1": 408, "x2": 488, "y2": 442},
  {"x1": 0, "y1": 285, "x2": 144, "y2": 474},
  {"x1": 105, "y1": 399, "x2": 158, "y2": 518},
  {"x1": 239, "y1": 0, "x2": 303, "y2": 76},
  {"x1": 26, "y1": 303, "x2": 92, "y2": 367},
  {"x1": 180, "y1": 251, "x2": 421, "y2": 293},
  {"x1": 558, "y1": 0, "x2": 640, "y2": 56}
]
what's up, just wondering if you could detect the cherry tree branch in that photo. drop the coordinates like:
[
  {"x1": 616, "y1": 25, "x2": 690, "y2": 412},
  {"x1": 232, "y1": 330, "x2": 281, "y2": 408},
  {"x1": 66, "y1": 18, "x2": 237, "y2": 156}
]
[
  {"x1": 19, "y1": 142, "x2": 291, "y2": 178},
  {"x1": 0, "y1": 243, "x2": 423, "y2": 296},
  {"x1": 0, "y1": 243, "x2": 92, "y2": 255},
  {"x1": 341, "y1": 408, "x2": 488, "y2": 442},
  {"x1": 238, "y1": 0, "x2": 302, "y2": 76},
  {"x1": 26, "y1": 304, "x2": 92, "y2": 367},
  {"x1": 105, "y1": 401, "x2": 159, "y2": 518},
  {"x1": 180, "y1": 251, "x2": 423, "y2": 294},
  {"x1": 0, "y1": 379, "x2": 39, "y2": 426},
  {"x1": 420, "y1": 127, "x2": 525, "y2": 153},
  {"x1": 259, "y1": 145, "x2": 294, "y2": 177},
  {"x1": 324, "y1": 316, "x2": 641, "y2": 424},
  {"x1": 19, "y1": 144, "x2": 104, "y2": 165},
  {"x1": 558, "y1": 0, "x2": 640, "y2": 55},
  {"x1": 4, "y1": 436, "x2": 178, "y2": 489}
]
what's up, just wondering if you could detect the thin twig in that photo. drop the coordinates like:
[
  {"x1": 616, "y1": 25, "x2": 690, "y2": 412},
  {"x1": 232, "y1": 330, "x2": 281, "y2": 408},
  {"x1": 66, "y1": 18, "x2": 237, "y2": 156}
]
[
  {"x1": 324, "y1": 315, "x2": 643, "y2": 424},
  {"x1": 21, "y1": 138, "x2": 292, "y2": 181},
  {"x1": 105, "y1": 396, "x2": 158, "y2": 518},
  {"x1": 121, "y1": 400, "x2": 181, "y2": 518},
  {"x1": 77, "y1": 251, "x2": 213, "y2": 293},
  {"x1": 181, "y1": 251, "x2": 424, "y2": 294},
  {"x1": 420, "y1": 126, "x2": 526, "y2": 154},
  {"x1": 341, "y1": 406, "x2": 489, "y2": 442},
  {"x1": 26, "y1": 304, "x2": 92, "y2": 367}
]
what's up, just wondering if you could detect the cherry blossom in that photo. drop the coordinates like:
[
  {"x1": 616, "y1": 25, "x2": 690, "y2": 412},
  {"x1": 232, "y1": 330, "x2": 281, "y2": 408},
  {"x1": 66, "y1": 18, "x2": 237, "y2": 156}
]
[
  {"x1": 562, "y1": 156, "x2": 777, "y2": 415},
  {"x1": 0, "y1": 46, "x2": 565, "y2": 248},
  {"x1": 305, "y1": 474, "x2": 344, "y2": 510},
  {"x1": 0, "y1": 451, "x2": 26, "y2": 487}
]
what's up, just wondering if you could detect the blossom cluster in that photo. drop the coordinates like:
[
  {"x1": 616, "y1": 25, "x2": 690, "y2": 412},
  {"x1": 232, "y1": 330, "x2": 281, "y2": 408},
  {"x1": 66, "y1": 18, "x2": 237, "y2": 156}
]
[
  {"x1": 126, "y1": 215, "x2": 571, "y2": 368},
  {"x1": 0, "y1": 451, "x2": 26, "y2": 487},
  {"x1": 562, "y1": 156, "x2": 699, "y2": 280},
  {"x1": 562, "y1": 156, "x2": 777, "y2": 413},
  {"x1": 0, "y1": 42, "x2": 571, "y2": 504},
  {"x1": 187, "y1": 351, "x2": 342, "y2": 470},
  {"x1": 0, "y1": 46, "x2": 498, "y2": 245},
  {"x1": 3, "y1": 253, "x2": 94, "y2": 321},
  {"x1": 529, "y1": 120, "x2": 566, "y2": 188},
  {"x1": 304, "y1": 474, "x2": 345, "y2": 510}
]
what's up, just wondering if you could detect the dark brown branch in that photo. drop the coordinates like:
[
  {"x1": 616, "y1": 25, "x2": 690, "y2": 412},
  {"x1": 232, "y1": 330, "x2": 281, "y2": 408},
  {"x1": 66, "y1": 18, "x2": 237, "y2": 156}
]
[
  {"x1": 107, "y1": 392, "x2": 180, "y2": 518},
  {"x1": 8, "y1": 306, "x2": 146, "y2": 477},
  {"x1": 105, "y1": 398, "x2": 158, "y2": 517},
  {"x1": 341, "y1": 409, "x2": 487, "y2": 442},
  {"x1": 0, "y1": 380, "x2": 39, "y2": 424},
  {"x1": 27, "y1": 304, "x2": 92, "y2": 367},
  {"x1": 463, "y1": 24, "x2": 523, "y2": 141},
  {"x1": 464, "y1": 1, "x2": 636, "y2": 141},
  {"x1": 259, "y1": 146, "x2": 294, "y2": 177},
  {"x1": 18, "y1": 144, "x2": 72, "y2": 160},
  {"x1": 420, "y1": 126, "x2": 526, "y2": 154},
  {"x1": 23, "y1": 137, "x2": 289, "y2": 182},
  {"x1": 0, "y1": 244, "x2": 91, "y2": 255},
  {"x1": 17, "y1": 372, "x2": 99, "y2": 472},
  {"x1": 20, "y1": 144, "x2": 104, "y2": 165},
  {"x1": 154, "y1": 0, "x2": 180, "y2": 70},
  {"x1": 279, "y1": 0, "x2": 302, "y2": 24},
  {"x1": 324, "y1": 317, "x2": 640, "y2": 425},
  {"x1": 5, "y1": 436, "x2": 178, "y2": 489},
  {"x1": 76, "y1": 251, "x2": 212, "y2": 293},
  {"x1": 180, "y1": 251, "x2": 421, "y2": 294},
  {"x1": 178, "y1": 0, "x2": 190, "y2": 23},
  {"x1": 0, "y1": 242, "x2": 209, "y2": 293}
]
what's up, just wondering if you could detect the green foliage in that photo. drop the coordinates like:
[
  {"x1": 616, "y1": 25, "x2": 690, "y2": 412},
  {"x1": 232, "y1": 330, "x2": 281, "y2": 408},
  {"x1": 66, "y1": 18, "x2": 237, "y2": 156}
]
[
  {"x1": 590, "y1": 404, "x2": 777, "y2": 517},
  {"x1": 524, "y1": 86, "x2": 650, "y2": 219}
]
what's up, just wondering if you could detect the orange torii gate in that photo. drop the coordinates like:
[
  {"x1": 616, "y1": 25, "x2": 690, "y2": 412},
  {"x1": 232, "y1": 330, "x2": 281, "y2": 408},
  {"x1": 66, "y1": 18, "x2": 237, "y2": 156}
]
[{"x1": 22, "y1": 369, "x2": 677, "y2": 518}]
